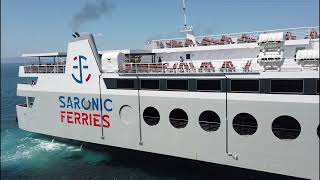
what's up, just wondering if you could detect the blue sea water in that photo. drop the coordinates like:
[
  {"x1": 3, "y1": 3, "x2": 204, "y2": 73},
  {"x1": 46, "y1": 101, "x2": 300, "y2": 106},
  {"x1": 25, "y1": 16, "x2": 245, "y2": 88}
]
[{"x1": 1, "y1": 63, "x2": 294, "y2": 180}]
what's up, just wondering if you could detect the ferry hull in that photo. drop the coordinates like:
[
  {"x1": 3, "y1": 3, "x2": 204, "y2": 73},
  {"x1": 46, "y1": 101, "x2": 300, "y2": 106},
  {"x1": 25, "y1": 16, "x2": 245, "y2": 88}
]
[
  {"x1": 16, "y1": 87, "x2": 319, "y2": 180},
  {"x1": 16, "y1": 31, "x2": 320, "y2": 179}
]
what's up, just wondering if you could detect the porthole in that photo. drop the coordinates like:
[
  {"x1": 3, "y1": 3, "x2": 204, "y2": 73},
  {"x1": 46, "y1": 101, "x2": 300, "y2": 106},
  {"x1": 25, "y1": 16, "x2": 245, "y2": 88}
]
[
  {"x1": 272, "y1": 116, "x2": 301, "y2": 140},
  {"x1": 169, "y1": 108, "x2": 188, "y2": 129},
  {"x1": 199, "y1": 110, "x2": 220, "y2": 132},
  {"x1": 143, "y1": 107, "x2": 160, "y2": 126},
  {"x1": 233, "y1": 113, "x2": 258, "y2": 135},
  {"x1": 317, "y1": 124, "x2": 319, "y2": 138}
]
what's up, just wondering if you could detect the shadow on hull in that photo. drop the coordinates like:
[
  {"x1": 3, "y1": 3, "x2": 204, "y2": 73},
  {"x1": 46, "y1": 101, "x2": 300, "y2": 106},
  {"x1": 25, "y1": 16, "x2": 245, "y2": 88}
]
[{"x1": 32, "y1": 134, "x2": 306, "y2": 180}]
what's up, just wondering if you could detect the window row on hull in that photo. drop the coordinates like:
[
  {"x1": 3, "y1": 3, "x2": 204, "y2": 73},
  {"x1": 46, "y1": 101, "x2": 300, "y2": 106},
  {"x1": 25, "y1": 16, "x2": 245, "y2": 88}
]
[
  {"x1": 143, "y1": 107, "x2": 320, "y2": 140},
  {"x1": 104, "y1": 78, "x2": 320, "y2": 95}
]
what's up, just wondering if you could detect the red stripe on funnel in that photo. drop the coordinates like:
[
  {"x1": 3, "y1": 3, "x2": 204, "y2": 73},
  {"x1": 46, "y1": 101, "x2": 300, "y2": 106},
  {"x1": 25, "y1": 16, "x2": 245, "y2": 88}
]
[{"x1": 86, "y1": 74, "x2": 91, "y2": 82}]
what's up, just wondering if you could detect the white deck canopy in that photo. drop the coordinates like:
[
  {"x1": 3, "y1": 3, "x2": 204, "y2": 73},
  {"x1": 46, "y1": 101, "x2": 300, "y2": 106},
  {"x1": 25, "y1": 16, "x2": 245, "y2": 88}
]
[
  {"x1": 22, "y1": 52, "x2": 67, "y2": 57},
  {"x1": 295, "y1": 49, "x2": 319, "y2": 60},
  {"x1": 258, "y1": 51, "x2": 284, "y2": 59},
  {"x1": 21, "y1": 52, "x2": 67, "y2": 65},
  {"x1": 258, "y1": 32, "x2": 284, "y2": 43}
]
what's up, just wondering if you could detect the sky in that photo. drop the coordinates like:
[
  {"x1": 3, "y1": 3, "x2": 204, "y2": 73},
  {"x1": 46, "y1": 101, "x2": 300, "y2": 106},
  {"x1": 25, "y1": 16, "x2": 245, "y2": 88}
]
[{"x1": 1, "y1": 0, "x2": 319, "y2": 58}]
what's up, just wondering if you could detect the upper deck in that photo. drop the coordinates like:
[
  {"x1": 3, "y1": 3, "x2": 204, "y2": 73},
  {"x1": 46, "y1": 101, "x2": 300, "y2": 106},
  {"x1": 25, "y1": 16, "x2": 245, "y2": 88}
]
[
  {"x1": 18, "y1": 26, "x2": 319, "y2": 78},
  {"x1": 146, "y1": 26, "x2": 319, "y2": 50}
]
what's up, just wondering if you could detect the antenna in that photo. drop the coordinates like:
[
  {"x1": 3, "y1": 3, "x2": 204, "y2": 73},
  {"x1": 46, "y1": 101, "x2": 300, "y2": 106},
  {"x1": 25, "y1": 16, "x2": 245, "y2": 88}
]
[
  {"x1": 181, "y1": 0, "x2": 192, "y2": 32},
  {"x1": 180, "y1": 0, "x2": 196, "y2": 46},
  {"x1": 182, "y1": 0, "x2": 187, "y2": 27}
]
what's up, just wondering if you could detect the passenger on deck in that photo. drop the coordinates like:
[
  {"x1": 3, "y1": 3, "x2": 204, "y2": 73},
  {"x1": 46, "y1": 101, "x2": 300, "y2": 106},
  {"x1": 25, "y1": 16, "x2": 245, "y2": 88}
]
[
  {"x1": 180, "y1": 56, "x2": 184, "y2": 62},
  {"x1": 158, "y1": 57, "x2": 162, "y2": 63}
]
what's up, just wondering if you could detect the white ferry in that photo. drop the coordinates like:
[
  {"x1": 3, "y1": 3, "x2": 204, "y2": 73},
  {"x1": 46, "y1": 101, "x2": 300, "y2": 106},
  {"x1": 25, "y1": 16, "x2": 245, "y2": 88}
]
[{"x1": 16, "y1": 2, "x2": 319, "y2": 179}]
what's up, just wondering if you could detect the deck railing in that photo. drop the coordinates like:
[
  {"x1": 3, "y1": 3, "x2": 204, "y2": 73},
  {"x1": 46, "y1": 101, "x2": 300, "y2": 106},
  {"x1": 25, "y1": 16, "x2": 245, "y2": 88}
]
[
  {"x1": 24, "y1": 65, "x2": 66, "y2": 74},
  {"x1": 119, "y1": 61, "x2": 259, "y2": 74},
  {"x1": 147, "y1": 26, "x2": 320, "y2": 49}
]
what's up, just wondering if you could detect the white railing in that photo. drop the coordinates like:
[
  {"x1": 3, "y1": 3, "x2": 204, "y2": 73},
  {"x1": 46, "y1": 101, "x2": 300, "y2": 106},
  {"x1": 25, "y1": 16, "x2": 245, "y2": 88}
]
[
  {"x1": 120, "y1": 57, "x2": 320, "y2": 74},
  {"x1": 24, "y1": 65, "x2": 66, "y2": 74},
  {"x1": 148, "y1": 26, "x2": 319, "y2": 49},
  {"x1": 119, "y1": 61, "x2": 259, "y2": 74}
]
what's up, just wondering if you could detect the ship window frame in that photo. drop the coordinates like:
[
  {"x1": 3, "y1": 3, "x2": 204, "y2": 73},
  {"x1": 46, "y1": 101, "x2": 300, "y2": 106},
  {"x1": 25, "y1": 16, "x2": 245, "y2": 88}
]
[
  {"x1": 270, "y1": 79, "x2": 304, "y2": 94},
  {"x1": 140, "y1": 79, "x2": 160, "y2": 90},
  {"x1": 169, "y1": 108, "x2": 189, "y2": 129},
  {"x1": 232, "y1": 113, "x2": 258, "y2": 136},
  {"x1": 272, "y1": 115, "x2": 301, "y2": 140},
  {"x1": 230, "y1": 79, "x2": 260, "y2": 93},
  {"x1": 143, "y1": 106, "x2": 160, "y2": 126},
  {"x1": 317, "y1": 79, "x2": 319, "y2": 94},
  {"x1": 27, "y1": 97, "x2": 35, "y2": 107},
  {"x1": 196, "y1": 79, "x2": 222, "y2": 92},
  {"x1": 317, "y1": 124, "x2": 320, "y2": 139},
  {"x1": 199, "y1": 110, "x2": 221, "y2": 132},
  {"x1": 166, "y1": 79, "x2": 189, "y2": 91},
  {"x1": 117, "y1": 79, "x2": 135, "y2": 89},
  {"x1": 186, "y1": 54, "x2": 191, "y2": 60}
]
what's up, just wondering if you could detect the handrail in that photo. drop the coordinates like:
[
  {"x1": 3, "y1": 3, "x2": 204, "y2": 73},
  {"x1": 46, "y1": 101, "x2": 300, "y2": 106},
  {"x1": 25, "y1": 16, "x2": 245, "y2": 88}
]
[
  {"x1": 23, "y1": 65, "x2": 66, "y2": 74},
  {"x1": 148, "y1": 26, "x2": 319, "y2": 49},
  {"x1": 119, "y1": 56, "x2": 320, "y2": 75},
  {"x1": 197, "y1": 26, "x2": 320, "y2": 39},
  {"x1": 151, "y1": 26, "x2": 319, "y2": 42},
  {"x1": 119, "y1": 61, "x2": 260, "y2": 74}
]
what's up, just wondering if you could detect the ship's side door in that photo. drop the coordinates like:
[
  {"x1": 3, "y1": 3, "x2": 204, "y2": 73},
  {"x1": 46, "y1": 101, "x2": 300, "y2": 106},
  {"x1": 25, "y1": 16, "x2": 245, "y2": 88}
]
[{"x1": 100, "y1": 77, "x2": 141, "y2": 149}]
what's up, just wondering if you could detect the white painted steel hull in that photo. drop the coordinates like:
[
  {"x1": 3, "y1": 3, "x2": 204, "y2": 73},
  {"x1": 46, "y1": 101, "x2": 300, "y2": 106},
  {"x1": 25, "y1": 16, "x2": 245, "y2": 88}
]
[
  {"x1": 16, "y1": 31, "x2": 320, "y2": 179},
  {"x1": 16, "y1": 78, "x2": 319, "y2": 179}
]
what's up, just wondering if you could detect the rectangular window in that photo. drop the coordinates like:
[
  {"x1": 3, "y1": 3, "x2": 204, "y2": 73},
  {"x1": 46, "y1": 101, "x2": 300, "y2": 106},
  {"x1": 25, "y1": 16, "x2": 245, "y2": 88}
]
[
  {"x1": 167, "y1": 80, "x2": 188, "y2": 90},
  {"x1": 197, "y1": 80, "x2": 221, "y2": 91},
  {"x1": 317, "y1": 80, "x2": 319, "y2": 94},
  {"x1": 231, "y1": 80, "x2": 259, "y2": 92},
  {"x1": 27, "y1": 97, "x2": 35, "y2": 107},
  {"x1": 186, "y1": 54, "x2": 191, "y2": 59},
  {"x1": 271, "y1": 80, "x2": 303, "y2": 93},
  {"x1": 117, "y1": 79, "x2": 135, "y2": 89},
  {"x1": 141, "y1": 80, "x2": 159, "y2": 90}
]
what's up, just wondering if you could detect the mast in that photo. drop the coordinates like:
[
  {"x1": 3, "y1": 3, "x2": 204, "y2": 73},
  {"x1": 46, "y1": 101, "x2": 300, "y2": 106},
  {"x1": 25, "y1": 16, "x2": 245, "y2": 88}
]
[
  {"x1": 180, "y1": 0, "x2": 197, "y2": 46},
  {"x1": 182, "y1": 0, "x2": 187, "y2": 28}
]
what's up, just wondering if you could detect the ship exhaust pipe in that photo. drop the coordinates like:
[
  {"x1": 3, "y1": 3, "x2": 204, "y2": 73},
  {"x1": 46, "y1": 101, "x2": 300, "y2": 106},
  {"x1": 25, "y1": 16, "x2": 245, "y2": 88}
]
[
  {"x1": 72, "y1": 32, "x2": 81, "y2": 38},
  {"x1": 75, "y1": 32, "x2": 80, "y2": 37}
]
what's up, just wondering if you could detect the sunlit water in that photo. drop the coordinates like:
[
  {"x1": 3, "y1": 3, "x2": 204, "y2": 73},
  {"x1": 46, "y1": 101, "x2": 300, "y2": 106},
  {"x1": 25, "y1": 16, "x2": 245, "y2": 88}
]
[{"x1": 1, "y1": 63, "x2": 295, "y2": 179}]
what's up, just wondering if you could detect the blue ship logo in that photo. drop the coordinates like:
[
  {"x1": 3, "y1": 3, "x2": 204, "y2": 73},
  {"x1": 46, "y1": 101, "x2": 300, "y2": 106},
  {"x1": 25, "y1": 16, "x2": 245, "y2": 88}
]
[{"x1": 72, "y1": 55, "x2": 91, "y2": 84}]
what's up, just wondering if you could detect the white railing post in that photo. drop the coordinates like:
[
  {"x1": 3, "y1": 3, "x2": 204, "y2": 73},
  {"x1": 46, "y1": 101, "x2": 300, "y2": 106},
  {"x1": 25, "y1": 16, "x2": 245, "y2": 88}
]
[
  {"x1": 162, "y1": 63, "x2": 164, "y2": 73},
  {"x1": 135, "y1": 64, "x2": 137, "y2": 73}
]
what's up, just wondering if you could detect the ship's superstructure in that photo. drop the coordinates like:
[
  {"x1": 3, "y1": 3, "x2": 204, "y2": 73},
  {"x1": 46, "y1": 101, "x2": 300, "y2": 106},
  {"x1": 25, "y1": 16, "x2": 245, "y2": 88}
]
[{"x1": 15, "y1": 3, "x2": 319, "y2": 178}]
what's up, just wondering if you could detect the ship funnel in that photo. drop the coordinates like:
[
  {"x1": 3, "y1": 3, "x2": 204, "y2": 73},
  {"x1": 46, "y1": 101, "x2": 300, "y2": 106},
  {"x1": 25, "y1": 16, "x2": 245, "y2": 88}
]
[{"x1": 65, "y1": 33, "x2": 102, "y2": 79}]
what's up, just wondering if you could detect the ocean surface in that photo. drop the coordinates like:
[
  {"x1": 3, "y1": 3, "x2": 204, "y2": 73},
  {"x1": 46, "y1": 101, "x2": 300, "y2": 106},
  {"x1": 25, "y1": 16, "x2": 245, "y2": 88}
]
[{"x1": 1, "y1": 63, "x2": 295, "y2": 180}]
